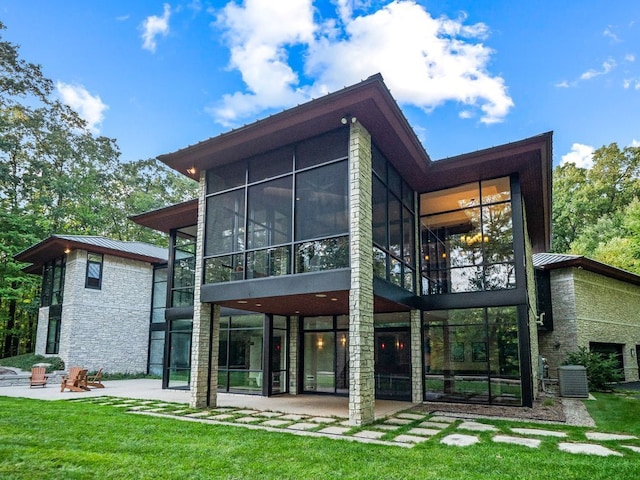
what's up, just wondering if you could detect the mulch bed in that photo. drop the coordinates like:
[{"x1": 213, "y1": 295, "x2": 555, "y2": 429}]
[{"x1": 410, "y1": 397, "x2": 565, "y2": 423}]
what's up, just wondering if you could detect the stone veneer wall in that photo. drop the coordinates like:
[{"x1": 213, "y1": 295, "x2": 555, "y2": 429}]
[
  {"x1": 34, "y1": 306, "x2": 50, "y2": 356},
  {"x1": 191, "y1": 171, "x2": 215, "y2": 408},
  {"x1": 288, "y1": 316, "x2": 299, "y2": 395},
  {"x1": 410, "y1": 309, "x2": 423, "y2": 403},
  {"x1": 52, "y1": 249, "x2": 153, "y2": 373},
  {"x1": 539, "y1": 267, "x2": 640, "y2": 382},
  {"x1": 348, "y1": 120, "x2": 375, "y2": 425},
  {"x1": 523, "y1": 211, "x2": 539, "y2": 399}
]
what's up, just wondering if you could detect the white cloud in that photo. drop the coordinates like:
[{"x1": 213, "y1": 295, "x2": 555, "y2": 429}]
[
  {"x1": 603, "y1": 26, "x2": 621, "y2": 43},
  {"x1": 210, "y1": 0, "x2": 513, "y2": 126},
  {"x1": 554, "y1": 80, "x2": 570, "y2": 88},
  {"x1": 632, "y1": 139, "x2": 640, "y2": 147},
  {"x1": 561, "y1": 143, "x2": 595, "y2": 169},
  {"x1": 56, "y1": 82, "x2": 108, "y2": 133},
  {"x1": 141, "y1": 3, "x2": 171, "y2": 52},
  {"x1": 580, "y1": 58, "x2": 616, "y2": 80},
  {"x1": 625, "y1": 53, "x2": 635, "y2": 62}
]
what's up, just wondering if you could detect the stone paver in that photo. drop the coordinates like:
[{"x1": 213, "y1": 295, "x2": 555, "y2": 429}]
[
  {"x1": 585, "y1": 432, "x2": 637, "y2": 441},
  {"x1": 255, "y1": 411, "x2": 283, "y2": 418},
  {"x1": 419, "y1": 421, "x2": 451, "y2": 429},
  {"x1": 429, "y1": 416, "x2": 458, "y2": 423},
  {"x1": 396, "y1": 413, "x2": 426, "y2": 421},
  {"x1": 558, "y1": 442, "x2": 623, "y2": 457},
  {"x1": 441, "y1": 434, "x2": 480, "y2": 447},
  {"x1": 319, "y1": 426, "x2": 352, "y2": 435},
  {"x1": 458, "y1": 421, "x2": 498, "y2": 432},
  {"x1": 621, "y1": 445, "x2": 640, "y2": 453},
  {"x1": 287, "y1": 422, "x2": 318, "y2": 431},
  {"x1": 492, "y1": 435, "x2": 541, "y2": 449},
  {"x1": 384, "y1": 418, "x2": 412, "y2": 425},
  {"x1": 394, "y1": 435, "x2": 429, "y2": 444},
  {"x1": 370, "y1": 424, "x2": 401, "y2": 431},
  {"x1": 408, "y1": 428, "x2": 441, "y2": 437},
  {"x1": 208, "y1": 414, "x2": 235, "y2": 420},
  {"x1": 353, "y1": 430, "x2": 386, "y2": 440},
  {"x1": 261, "y1": 419, "x2": 291, "y2": 427},
  {"x1": 185, "y1": 411, "x2": 211, "y2": 418},
  {"x1": 309, "y1": 417, "x2": 336, "y2": 424},
  {"x1": 511, "y1": 428, "x2": 567, "y2": 438},
  {"x1": 280, "y1": 414, "x2": 306, "y2": 421},
  {"x1": 235, "y1": 416, "x2": 262, "y2": 423},
  {"x1": 235, "y1": 409, "x2": 260, "y2": 415}
]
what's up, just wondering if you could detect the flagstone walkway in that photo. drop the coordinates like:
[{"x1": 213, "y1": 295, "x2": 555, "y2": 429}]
[{"x1": 70, "y1": 396, "x2": 640, "y2": 457}]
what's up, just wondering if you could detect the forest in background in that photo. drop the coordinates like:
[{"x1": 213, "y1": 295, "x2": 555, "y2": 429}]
[
  {"x1": 0, "y1": 23, "x2": 197, "y2": 357},
  {"x1": 1, "y1": 21, "x2": 639, "y2": 358}
]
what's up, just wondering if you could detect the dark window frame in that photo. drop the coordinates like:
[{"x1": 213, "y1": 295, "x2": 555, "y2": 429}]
[{"x1": 85, "y1": 252, "x2": 103, "y2": 290}]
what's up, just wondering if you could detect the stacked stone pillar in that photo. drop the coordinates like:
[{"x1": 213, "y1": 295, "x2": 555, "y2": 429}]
[{"x1": 348, "y1": 121, "x2": 375, "y2": 425}]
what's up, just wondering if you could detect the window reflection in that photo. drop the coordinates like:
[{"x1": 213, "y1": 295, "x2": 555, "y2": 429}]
[{"x1": 420, "y1": 177, "x2": 515, "y2": 294}]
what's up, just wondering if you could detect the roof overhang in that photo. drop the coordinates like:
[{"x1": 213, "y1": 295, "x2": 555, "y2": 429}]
[
  {"x1": 130, "y1": 199, "x2": 199, "y2": 234},
  {"x1": 158, "y1": 74, "x2": 431, "y2": 191},
  {"x1": 14, "y1": 236, "x2": 167, "y2": 275},
  {"x1": 418, "y1": 132, "x2": 553, "y2": 253},
  {"x1": 536, "y1": 255, "x2": 640, "y2": 287}
]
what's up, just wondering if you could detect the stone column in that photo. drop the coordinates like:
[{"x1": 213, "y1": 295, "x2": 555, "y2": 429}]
[
  {"x1": 288, "y1": 316, "x2": 299, "y2": 395},
  {"x1": 348, "y1": 120, "x2": 375, "y2": 425},
  {"x1": 190, "y1": 171, "x2": 218, "y2": 408},
  {"x1": 410, "y1": 309, "x2": 423, "y2": 403}
]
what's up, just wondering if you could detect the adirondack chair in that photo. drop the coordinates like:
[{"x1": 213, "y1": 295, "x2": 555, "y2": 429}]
[
  {"x1": 60, "y1": 367, "x2": 89, "y2": 392},
  {"x1": 29, "y1": 367, "x2": 49, "y2": 388},
  {"x1": 86, "y1": 368, "x2": 104, "y2": 388}
]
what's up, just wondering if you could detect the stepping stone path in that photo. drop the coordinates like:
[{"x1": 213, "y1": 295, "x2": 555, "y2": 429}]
[{"x1": 70, "y1": 396, "x2": 640, "y2": 454}]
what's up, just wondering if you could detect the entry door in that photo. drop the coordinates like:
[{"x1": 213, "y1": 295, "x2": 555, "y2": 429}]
[{"x1": 375, "y1": 329, "x2": 411, "y2": 400}]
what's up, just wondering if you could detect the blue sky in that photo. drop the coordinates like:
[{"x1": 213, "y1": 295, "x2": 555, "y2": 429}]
[{"x1": 2, "y1": 1, "x2": 639, "y2": 167}]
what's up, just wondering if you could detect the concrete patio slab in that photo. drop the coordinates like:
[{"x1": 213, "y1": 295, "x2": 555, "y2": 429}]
[
  {"x1": 558, "y1": 442, "x2": 623, "y2": 457},
  {"x1": 492, "y1": 435, "x2": 541, "y2": 448},
  {"x1": 585, "y1": 432, "x2": 637, "y2": 441},
  {"x1": 511, "y1": 427, "x2": 567, "y2": 438},
  {"x1": 441, "y1": 434, "x2": 479, "y2": 447}
]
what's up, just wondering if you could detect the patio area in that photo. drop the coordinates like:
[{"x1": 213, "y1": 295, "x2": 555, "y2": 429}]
[{"x1": 0, "y1": 378, "x2": 413, "y2": 419}]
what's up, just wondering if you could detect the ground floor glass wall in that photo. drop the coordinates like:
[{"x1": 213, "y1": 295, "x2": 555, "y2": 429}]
[
  {"x1": 302, "y1": 316, "x2": 349, "y2": 394},
  {"x1": 167, "y1": 319, "x2": 192, "y2": 389},
  {"x1": 374, "y1": 312, "x2": 411, "y2": 401},
  {"x1": 423, "y1": 306, "x2": 521, "y2": 405}
]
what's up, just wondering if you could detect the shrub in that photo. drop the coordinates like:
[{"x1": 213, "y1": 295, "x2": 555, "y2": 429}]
[
  {"x1": 563, "y1": 347, "x2": 623, "y2": 391},
  {"x1": 0, "y1": 353, "x2": 65, "y2": 373}
]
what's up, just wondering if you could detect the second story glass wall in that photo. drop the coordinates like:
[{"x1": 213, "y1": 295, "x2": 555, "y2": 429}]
[
  {"x1": 171, "y1": 227, "x2": 196, "y2": 307},
  {"x1": 203, "y1": 128, "x2": 349, "y2": 284},
  {"x1": 420, "y1": 177, "x2": 515, "y2": 295},
  {"x1": 41, "y1": 256, "x2": 65, "y2": 307}
]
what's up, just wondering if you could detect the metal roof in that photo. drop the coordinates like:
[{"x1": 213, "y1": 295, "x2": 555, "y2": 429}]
[{"x1": 533, "y1": 253, "x2": 640, "y2": 286}]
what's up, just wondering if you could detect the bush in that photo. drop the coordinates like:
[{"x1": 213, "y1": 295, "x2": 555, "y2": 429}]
[
  {"x1": 563, "y1": 347, "x2": 623, "y2": 391},
  {"x1": 0, "y1": 353, "x2": 65, "y2": 373}
]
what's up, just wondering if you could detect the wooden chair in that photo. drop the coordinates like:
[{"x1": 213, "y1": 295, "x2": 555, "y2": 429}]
[
  {"x1": 60, "y1": 367, "x2": 90, "y2": 392},
  {"x1": 29, "y1": 367, "x2": 49, "y2": 388},
  {"x1": 86, "y1": 368, "x2": 104, "y2": 388}
]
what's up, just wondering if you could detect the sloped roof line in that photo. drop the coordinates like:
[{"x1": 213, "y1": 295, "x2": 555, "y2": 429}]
[{"x1": 533, "y1": 252, "x2": 640, "y2": 286}]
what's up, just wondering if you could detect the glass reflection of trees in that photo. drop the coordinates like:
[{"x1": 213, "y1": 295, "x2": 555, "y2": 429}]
[{"x1": 420, "y1": 177, "x2": 514, "y2": 294}]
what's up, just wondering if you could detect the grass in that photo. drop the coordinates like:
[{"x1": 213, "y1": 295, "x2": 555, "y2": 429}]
[
  {"x1": 585, "y1": 390, "x2": 640, "y2": 436},
  {"x1": 1, "y1": 393, "x2": 639, "y2": 479},
  {"x1": 0, "y1": 353, "x2": 64, "y2": 373}
]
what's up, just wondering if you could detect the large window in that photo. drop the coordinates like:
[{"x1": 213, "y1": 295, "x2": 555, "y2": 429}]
[
  {"x1": 423, "y1": 307, "x2": 521, "y2": 405},
  {"x1": 420, "y1": 177, "x2": 514, "y2": 294},
  {"x1": 171, "y1": 229, "x2": 196, "y2": 307},
  {"x1": 372, "y1": 145, "x2": 416, "y2": 291},
  {"x1": 204, "y1": 129, "x2": 349, "y2": 284},
  {"x1": 45, "y1": 305, "x2": 62, "y2": 354},
  {"x1": 41, "y1": 257, "x2": 65, "y2": 307},
  {"x1": 85, "y1": 253, "x2": 103, "y2": 289},
  {"x1": 302, "y1": 315, "x2": 349, "y2": 395}
]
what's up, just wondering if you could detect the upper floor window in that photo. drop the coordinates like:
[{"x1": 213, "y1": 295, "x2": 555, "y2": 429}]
[
  {"x1": 85, "y1": 253, "x2": 103, "y2": 289},
  {"x1": 171, "y1": 229, "x2": 196, "y2": 307},
  {"x1": 203, "y1": 129, "x2": 349, "y2": 284},
  {"x1": 372, "y1": 145, "x2": 416, "y2": 291},
  {"x1": 41, "y1": 257, "x2": 65, "y2": 306},
  {"x1": 420, "y1": 177, "x2": 514, "y2": 295}
]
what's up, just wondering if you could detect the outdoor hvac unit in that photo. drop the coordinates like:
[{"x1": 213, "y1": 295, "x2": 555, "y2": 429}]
[{"x1": 558, "y1": 365, "x2": 589, "y2": 398}]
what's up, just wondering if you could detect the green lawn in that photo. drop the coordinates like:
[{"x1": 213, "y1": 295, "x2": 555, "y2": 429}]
[{"x1": 1, "y1": 394, "x2": 639, "y2": 479}]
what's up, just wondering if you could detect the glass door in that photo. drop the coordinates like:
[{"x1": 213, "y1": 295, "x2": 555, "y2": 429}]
[
  {"x1": 375, "y1": 329, "x2": 411, "y2": 400},
  {"x1": 302, "y1": 315, "x2": 349, "y2": 394}
]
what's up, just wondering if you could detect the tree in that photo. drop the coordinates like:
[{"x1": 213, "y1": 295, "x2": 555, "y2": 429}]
[{"x1": 552, "y1": 143, "x2": 640, "y2": 274}]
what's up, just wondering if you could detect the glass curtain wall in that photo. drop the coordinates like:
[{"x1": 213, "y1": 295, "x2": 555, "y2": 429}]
[
  {"x1": 372, "y1": 145, "x2": 416, "y2": 291},
  {"x1": 271, "y1": 315, "x2": 288, "y2": 394},
  {"x1": 423, "y1": 307, "x2": 521, "y2": 405},
  {"x1": 171, "y1": 230, "x2": 196, "y2": 307},
  {"x1": 420, "y1": 177, "x2": 514, "y2": 294},
  {"x1": 218, "y1": 314, "x2": 265, "y2": 394},
  {"x1": 374, "y1": 313, "x2": 411, "y2": 400},
  {"x1": 167, "y1": 318, "x2": 192, "y2": 389},
  {"x1": 41, "y1": 256, "x2": 65, "y2": 307},
  {"x1": 148, "y1": 265, "x2": 167, "y2": 376},
  {"x1": 203, "y1": 129, "x2": 349, "y2": 284},
  {"x1": 302, "y1": 316, "x2": 349, "y2": 395}
]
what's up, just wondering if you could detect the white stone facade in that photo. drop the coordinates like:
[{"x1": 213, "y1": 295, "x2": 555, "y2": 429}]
[
  {"x1": 539, "y1": 267, "x2": 640, "y2": 382},
  {"x1": 38, "y1": 249, "x2": 154, "y2": 374}
]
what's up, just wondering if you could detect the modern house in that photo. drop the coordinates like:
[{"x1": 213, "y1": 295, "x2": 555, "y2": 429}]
[
  {"x1": 131, "y1": 74, "x2": 553, "y2": 425},
  {"x1": 31, "y1": 75, "x2": 640, "y2": 425},
  {"x1": 535, "y1": 253, "x2": 640, "y2": 382},
  {"x1": 14, "y1": 235, "x2": 167, "y2": 374}
]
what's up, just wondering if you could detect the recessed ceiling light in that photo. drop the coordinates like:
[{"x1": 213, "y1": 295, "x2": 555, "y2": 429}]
[
  {"x1": 255, "y1": 303, "x2": 262, "y2": 307},
  {"x1": 331, "y1": 298, "x2": 338, "y2": 301},
  {"x1": 315, "y1": 294, "x2": 327, "y2": 298},
  {"x1": 237, "y1": 300, "x2": 248, "y2": 304}
]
